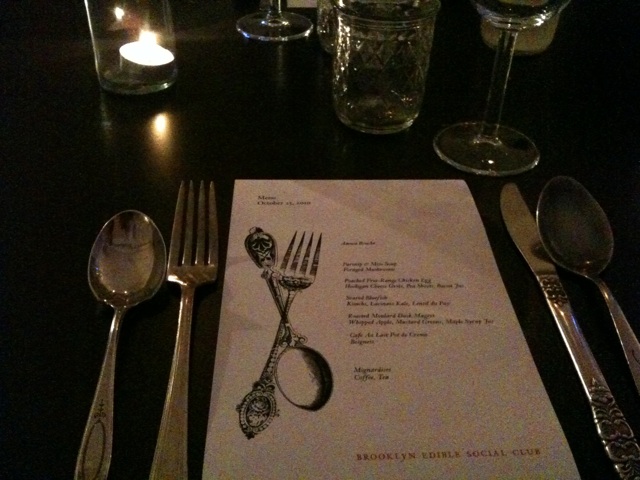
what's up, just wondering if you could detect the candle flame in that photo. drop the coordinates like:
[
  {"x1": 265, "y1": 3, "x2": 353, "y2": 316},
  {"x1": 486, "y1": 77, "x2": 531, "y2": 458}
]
[
  {"x1": 139, "y1": 30, "x2": 158, "y2": 45},
  {"x1": 114, "y1": 7, "x2": 125, "y2": 21}
]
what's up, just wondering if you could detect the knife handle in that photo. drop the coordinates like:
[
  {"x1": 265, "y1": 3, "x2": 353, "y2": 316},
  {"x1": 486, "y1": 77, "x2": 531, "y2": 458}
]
[
  {"x1": 586, "y1": 380, "x2": 640, "y2": 479},
  {"x1": 540, "y1": 275, "x2": 640, "y2": 478}
]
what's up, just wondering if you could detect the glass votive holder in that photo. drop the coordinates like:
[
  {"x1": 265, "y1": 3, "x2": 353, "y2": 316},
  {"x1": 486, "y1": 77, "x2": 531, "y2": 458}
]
[{"x1": 84, "y1": 0, "x2": 178, "y2": 95}]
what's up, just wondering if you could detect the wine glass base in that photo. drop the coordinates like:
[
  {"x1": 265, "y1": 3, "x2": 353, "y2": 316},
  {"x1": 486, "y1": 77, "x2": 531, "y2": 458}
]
[
  {"x1": 237, "y1": 11, "x2": 313, "y2": 42},
  {"x1": 433, "y1": 122, "x2": 540, "y2": 177}
]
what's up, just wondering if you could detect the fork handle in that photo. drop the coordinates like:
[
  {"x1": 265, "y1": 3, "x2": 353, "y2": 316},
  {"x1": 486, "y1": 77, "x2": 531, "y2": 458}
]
[{"x1": 150, "y1": 284, "x2": 195, "y2": 480}]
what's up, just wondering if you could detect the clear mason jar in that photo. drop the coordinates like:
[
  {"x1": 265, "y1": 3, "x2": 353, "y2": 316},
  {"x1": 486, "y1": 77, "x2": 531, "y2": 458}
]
[{"x1": 332, "y1": 0, "x2": 440, "y2": 134}]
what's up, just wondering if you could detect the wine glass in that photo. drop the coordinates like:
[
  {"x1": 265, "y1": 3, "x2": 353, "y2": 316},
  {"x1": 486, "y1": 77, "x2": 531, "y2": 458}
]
[
  {"x1": 433, "y1": 0, "x2": 570, "y2": 176},
  {"x1": 237, "y1": 0, "x2": 313, "y2": 42}
]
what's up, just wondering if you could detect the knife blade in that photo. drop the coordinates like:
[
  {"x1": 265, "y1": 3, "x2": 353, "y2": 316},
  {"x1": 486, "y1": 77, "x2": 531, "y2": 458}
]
[{"x1": 500, "y1": 183, "x2": 640, "y2": 479}]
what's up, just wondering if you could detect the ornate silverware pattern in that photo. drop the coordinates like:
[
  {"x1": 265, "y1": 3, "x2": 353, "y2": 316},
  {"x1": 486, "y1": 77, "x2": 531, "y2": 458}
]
[
  {"x1": 501, "y1": 183, "x2": 640, "y2": 479},
  {"x1": 238, "y1": 227, "x2": 332, "y2": 439}
]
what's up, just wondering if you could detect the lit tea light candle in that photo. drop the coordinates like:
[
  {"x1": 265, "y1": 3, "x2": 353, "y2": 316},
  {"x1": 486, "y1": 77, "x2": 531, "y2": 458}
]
[{"x1": 119, "y1": 31, "x2": 174, "y2": 67}]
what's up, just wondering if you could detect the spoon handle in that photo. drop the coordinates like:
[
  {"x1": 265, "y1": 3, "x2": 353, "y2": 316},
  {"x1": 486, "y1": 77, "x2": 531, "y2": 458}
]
[
  {"x1": 237, "y1": 275, "x2": 304, "y2": 439},
  {"x1": 540, "y1": 277, "x2": 640, "y2": 478},
  {"x1": 74, "y1": 308, "x2": 126, "y2": 480},
  {"x1": 237, "y1": 317, "x2": 287, "y2": 439},
  {"x1": 596, "y1": 279, "x2": 640, "y2": 396},
  {"x1": 150, "y1": 284, "x2": 195, "y2": 480}
]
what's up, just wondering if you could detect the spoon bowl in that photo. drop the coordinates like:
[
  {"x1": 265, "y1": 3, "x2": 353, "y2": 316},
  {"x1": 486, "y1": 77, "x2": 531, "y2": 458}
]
[
  {"x1": 536, "y1": 176, "x2": 640, "y2": 396},
  {"x1": 75, "y1": 210, "x2": 166, "y2": 480},
  {"x1": 276, "y1": 345, "x2": 333, "y2": 411},
  {"x1": 536, "y1": 176, "x2": 613, "y2": 278}
]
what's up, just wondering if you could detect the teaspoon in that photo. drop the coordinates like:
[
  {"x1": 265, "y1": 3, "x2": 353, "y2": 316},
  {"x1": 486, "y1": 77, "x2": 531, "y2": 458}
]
[
  {"x1": 536, "y1": 176, "x2": 640, "y2": 395},
  {"x1": 75, "y1": 210, "x2": 166, "y2": 480}
]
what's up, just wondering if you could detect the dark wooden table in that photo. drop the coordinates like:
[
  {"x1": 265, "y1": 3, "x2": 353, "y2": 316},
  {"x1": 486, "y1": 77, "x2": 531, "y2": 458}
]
[{"x1": 2, "y1": 1, "x2": 640, "y2": 478}]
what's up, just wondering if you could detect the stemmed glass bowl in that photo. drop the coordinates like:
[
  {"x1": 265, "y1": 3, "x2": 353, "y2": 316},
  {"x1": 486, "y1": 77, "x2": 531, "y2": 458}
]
[
  {"x1": 433, "y1": 0, "x2": 570, "y2": 176},
  {"x1": 237, "y1": 0, "x2": 313, "y2": 41}
]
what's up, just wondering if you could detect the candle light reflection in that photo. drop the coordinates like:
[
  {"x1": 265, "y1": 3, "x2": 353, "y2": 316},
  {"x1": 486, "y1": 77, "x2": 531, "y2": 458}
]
[
  {"x1": 149, "y1": 112, "x2": 176, "y2": 174},
  {"x1": 152, "y1": 113, "x2": 168, "y2": 137},
  {"x1": 114, "y1": 7, "x2": 125, "y2": 21}
]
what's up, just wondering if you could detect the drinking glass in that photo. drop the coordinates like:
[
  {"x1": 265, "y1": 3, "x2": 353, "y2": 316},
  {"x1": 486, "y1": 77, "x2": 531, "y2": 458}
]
[
  {"x1": 433, "y1": 0, "x2": 570, "y2": 176},
  {"x1": 237, "y1": 0, "x2": 313, "y2": 41},
  {"x1": 332, "y1": 0, "x2": 440, "y2": 134}
]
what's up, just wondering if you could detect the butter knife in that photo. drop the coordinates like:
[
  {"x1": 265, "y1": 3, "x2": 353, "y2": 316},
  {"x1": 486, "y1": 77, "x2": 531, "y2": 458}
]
[{"x1": 500, "y1": 183, "x2": 640, "y2": 479}]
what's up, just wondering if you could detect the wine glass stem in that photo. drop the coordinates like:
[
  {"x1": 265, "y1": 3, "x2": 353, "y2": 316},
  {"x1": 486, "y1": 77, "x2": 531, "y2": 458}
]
[
  {"x1": 480, "y1": 28, "x2": 519, "y2": 138},
  {"x1": 268, "y1": 0, "x2": 283, "y2": 17}
]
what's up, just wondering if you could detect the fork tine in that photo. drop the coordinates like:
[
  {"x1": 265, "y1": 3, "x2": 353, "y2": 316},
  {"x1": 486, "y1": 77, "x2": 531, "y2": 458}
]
[
  {"x1": 290, "y1": 232, "x2": 306, "y2": 273},
  {"x1": 300, "y1": 233, "x2": 314, "y2": 274},
  {"x1": 208, "y1": 181, "x2": 219, "y2": 270},
  {"x1": 168, "y1": 181, "x2": 186, "y2": 267},
  {"x1": 195, "y1": 181, "x2": 206, "y2": 265},
  {"x1": 280, "y1": 231, "x2": 297, "y2": 272},
  {"x1": 309, "y1": 234, "x2": 321, "y2": 278},
  {"x1": 181, "y1": 181, "x2": 195, "y2": 266}
]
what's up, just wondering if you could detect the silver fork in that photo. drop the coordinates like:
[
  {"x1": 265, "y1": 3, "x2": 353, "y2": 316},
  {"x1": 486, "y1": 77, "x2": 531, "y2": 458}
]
[{"x1": 150, "y1": 180, "x2": 218, "y2": 479}]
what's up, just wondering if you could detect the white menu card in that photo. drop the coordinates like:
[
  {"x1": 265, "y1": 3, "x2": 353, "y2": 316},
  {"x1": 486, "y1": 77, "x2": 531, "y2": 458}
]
[{"x1": 202, "y1": 180, "x2": 579, "y2": 479}]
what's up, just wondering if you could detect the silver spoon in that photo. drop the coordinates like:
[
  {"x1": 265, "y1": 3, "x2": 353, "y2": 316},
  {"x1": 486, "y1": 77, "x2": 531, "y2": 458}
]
[
  {"x1": 536, "y1": 176, "x2": 640, "y2": 396},
  {"x1": 75, "y1": 210, "x2": 166, "y2": 480}
]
